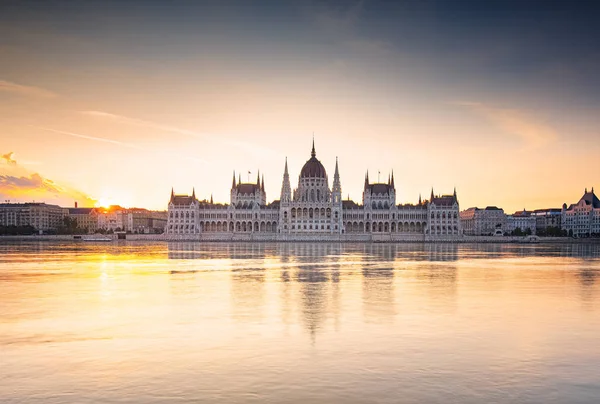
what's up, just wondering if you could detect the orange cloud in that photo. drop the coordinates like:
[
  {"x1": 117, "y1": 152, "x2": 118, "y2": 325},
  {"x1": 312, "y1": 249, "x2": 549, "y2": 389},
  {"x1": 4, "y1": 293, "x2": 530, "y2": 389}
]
[{"x1": 0, "y1": 152, "x2": 96, "y2": 206}]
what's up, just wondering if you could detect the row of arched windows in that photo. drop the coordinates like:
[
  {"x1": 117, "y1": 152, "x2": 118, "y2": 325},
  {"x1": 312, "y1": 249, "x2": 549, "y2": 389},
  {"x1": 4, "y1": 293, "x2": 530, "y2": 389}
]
[
  {"x1": 431, "y1": 211, "x2": 458, "y2": 219},
  {"x1": 344, "y1": 221, "x2": 426, "y2": 233},
  {"x1": 291, "y1": 207, "x2": 332, "y2": 219},
  {"x1": 199, "y1": 221, "x2": 278, "y2": 232}
]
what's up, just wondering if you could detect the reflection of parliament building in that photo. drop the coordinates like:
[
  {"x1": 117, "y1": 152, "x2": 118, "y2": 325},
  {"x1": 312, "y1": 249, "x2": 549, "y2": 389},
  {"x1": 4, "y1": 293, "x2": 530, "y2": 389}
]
[{"x1": 166, "y1": 141, "x2": 461, "y2": 241}]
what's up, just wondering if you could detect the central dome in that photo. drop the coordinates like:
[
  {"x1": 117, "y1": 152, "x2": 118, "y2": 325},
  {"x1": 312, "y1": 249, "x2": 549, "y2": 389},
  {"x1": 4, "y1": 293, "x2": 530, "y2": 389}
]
[{"x1": 300, "y1": 141, "x2": 327, "y2": 178}]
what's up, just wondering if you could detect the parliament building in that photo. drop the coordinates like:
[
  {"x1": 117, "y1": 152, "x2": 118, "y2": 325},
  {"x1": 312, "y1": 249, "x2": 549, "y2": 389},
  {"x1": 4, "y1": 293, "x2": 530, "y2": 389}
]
[{"x1": 166, "y1": 141, "x2": 461, "y2": 241}]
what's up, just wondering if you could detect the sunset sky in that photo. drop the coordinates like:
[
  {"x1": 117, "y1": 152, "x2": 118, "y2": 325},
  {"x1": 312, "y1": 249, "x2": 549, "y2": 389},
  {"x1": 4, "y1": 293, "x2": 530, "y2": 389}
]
[{"x1": 1, "y1": 0, "x2": 598, "y2": 212}]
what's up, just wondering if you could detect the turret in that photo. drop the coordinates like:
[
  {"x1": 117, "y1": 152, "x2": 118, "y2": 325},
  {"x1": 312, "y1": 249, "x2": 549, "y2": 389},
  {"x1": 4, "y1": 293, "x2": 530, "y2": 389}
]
[
  {"x1": 280, "y1": 157, "x2": 291, "y2": 203},
  {"x1": 232, "y1": 171, "x2": 236, "y2": 188},
  {"x1": 332, "y1": 156, "x2": 342, "y2": 204}
]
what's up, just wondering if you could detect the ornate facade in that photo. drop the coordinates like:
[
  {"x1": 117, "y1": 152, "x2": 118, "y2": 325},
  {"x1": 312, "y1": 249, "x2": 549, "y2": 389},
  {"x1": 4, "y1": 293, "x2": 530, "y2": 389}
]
[
  {"x1": 562, "y1": 188, "x2": 600, "y2": 237},
  {"x1": 166, "y1": 141, "x2": 462, "y2": 240}
]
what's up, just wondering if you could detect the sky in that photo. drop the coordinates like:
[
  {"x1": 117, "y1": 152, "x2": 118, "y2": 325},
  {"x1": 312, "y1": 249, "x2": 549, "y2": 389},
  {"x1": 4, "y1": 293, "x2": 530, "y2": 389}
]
[{"x1": 1, "y1": 0, "x2": 599, "y2": 212}]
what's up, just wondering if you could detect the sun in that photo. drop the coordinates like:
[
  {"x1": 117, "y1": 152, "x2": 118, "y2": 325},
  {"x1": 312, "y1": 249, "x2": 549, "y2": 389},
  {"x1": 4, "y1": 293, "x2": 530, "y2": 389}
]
[{"x1": 94, "y1": 197, "x2": 114, "y2": 209}]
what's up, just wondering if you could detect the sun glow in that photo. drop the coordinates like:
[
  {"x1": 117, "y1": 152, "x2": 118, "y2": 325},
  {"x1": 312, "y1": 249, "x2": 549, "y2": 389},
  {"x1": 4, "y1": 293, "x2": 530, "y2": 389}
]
[{"x1": 95, "y1": 196, "x2": 119, "y2": 209}]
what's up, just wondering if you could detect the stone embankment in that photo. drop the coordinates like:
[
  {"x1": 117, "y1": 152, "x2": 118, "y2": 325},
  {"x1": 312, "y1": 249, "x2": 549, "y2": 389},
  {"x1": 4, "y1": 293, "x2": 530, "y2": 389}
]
[{"x1": 0, "y1": 234, "x2": 594, "y2": 243}]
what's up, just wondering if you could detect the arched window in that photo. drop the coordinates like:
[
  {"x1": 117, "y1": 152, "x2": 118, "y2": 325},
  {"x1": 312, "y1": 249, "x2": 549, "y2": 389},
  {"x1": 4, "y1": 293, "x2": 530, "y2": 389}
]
[{"x1": 317, "y1": 189, "x2": 320, "y2": 201}]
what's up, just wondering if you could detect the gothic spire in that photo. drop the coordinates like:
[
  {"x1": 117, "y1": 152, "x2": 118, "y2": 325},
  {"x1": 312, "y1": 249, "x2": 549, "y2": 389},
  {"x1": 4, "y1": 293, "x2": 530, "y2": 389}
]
[
  {"x1": 333, "y1": 156, "x2": 341, "y2": 196},
  {"x1": 391, "y1": 170, "x2": 395, "y2": 188},
  {"x1": 257, "y1": 170, "x2": 260, "y2": 185},
  {"x1": 430, "y1": 187, "x2": 434, "y2": 202},
  {"x1": 239, "y1": 173, "x2": 241, "y2": 184},
  {"x1": 192, "y1": 187, "x2": 196, "y2": 199},
  {"x1": 232, "y1": 171, "x2": 236, "y2": 188},
  {"x1": 210, "y1": 194, "x2": 213, "y2": 204},
  {"x1": 418, "y1": 193, "x2": 422, "y2": 205},
  {"x1": 261, "y1": 174, "x2": 265, "y2": 192},
  {"x1": 311, "y1": 136, "x2": 316, "y2": 158},
  {"x1": 280, "y1": 157, "x2": 291, "y2": 203}
]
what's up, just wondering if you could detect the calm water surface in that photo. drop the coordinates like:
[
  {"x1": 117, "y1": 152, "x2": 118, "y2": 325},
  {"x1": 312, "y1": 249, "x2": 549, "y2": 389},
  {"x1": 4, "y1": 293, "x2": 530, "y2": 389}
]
[{"x1": 1, "y1": 242, "x2": 600, "y2": 403}]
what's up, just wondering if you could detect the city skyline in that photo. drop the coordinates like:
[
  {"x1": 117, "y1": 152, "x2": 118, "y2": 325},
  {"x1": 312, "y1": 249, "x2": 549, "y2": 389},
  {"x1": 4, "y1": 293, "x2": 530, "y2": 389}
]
[{"x1": 1, "y1": 0, "x2": 599, "y2": 212}]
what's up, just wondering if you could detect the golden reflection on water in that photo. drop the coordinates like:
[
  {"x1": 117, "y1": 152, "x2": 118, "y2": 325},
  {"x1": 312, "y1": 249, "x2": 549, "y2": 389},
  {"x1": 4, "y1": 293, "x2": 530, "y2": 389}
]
[{"x1": 1, "y1": 242, "x2": 600, "y2": 403}]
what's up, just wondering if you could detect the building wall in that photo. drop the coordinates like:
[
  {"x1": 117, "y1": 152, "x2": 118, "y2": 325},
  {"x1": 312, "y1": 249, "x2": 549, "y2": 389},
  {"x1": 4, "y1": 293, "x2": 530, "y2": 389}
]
[{"x1": 0, "y1": 203, "x2": 66, "y2": 232}]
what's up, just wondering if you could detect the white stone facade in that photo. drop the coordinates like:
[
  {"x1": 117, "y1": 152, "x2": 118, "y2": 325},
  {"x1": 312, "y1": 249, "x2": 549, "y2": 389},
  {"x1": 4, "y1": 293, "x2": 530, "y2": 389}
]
[
  {"x1": 505, "y1": 210, "x2": 537, "y2": 235},
  {"x1": 561, "y1": 188, "x2": 600, "y2": 238},
  {"x1": 165, "y1": 142, "x2": 462, "y2": 240},
  {"x1": 460, "y1": 206, "x2": 506, "y2": 236}
]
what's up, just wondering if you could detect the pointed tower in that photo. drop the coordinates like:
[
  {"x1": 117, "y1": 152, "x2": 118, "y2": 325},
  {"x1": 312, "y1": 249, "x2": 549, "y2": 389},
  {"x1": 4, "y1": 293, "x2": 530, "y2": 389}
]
[
  {"x1": 192, "y1": 187, "x2": 196, "y2": 200},
  {"x1": 332, "y1": 156, "x2": 342, "y2": 204},
  {"x1": 430, "y1": 187, "x2": 434, "y2": 202},
  {"x1": 257, "y1": 170, "x2": 260, "y2": 185},
  {"x1": 261, "y1": 174, "x2": 265, "y2": 192},
  {"x1": 311, "y1": 136, "x2": 316, "y2": 158},
  {"x1": 280, "y1": 157, "x2": 291, "y2": 203},
  {"x1": 210, "y1": 194, "x2": 213, "y2": 204},
  {"x1": 231, "y1": 173, "x2": 240, "y2": 206},
  {"x1": 170, "y1": 187, "x2": 175, "y2": 204},
  {"x1": 391, "y1": 170, "x2": 395, "y2": 188},
  {"x1": 418, "y1": 193, "x2": 422, "y2": 205}
]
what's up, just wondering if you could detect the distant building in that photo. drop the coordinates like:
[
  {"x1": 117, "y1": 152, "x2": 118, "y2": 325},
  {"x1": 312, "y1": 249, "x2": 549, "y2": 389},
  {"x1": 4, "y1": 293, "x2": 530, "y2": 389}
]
[
  {"x1": 126, "y1": 209, "x2": 167, "y2": 233},
  {"x1": 505, "y1": 209, "x2": 536, "y2": 235},
  {"x1": 67, "y1": 207, "x2": 98, "y2": 233},
  {"x1": 0, "y1": 202, "x2": 66, "y2": 232},
  {"x1": 460, "y1": 206, "x2": 506, "y2": 236},
  {"x1": 96, "y1": 206, "x2": 127, "y2": 232},
  {"x1": 165, "y1": 140, "x2": 461, "y2": 240},
  {"x1": 562, "y1": 188, "x2": 600, "y2": 237},
  {"x1": 531, "y1": 208, "x2": 562, "y2": 235}
]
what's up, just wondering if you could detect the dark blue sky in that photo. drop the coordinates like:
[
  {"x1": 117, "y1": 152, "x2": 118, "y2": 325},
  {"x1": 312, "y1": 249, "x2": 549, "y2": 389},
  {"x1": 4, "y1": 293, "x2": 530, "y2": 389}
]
[{"x1": 1, "y1": 0, "x2": 598, "y2": 210}]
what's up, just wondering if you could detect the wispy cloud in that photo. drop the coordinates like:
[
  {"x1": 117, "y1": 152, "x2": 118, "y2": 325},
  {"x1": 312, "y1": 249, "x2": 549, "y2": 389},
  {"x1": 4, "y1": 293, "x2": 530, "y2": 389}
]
[
  {"x1": 0, "y1": 80, "x2": 56, "y2": 98},
  {"x1": 80, "y1": 110, "x2": 207, "y2": 138},
  {"x1": 33, "y1": 126, "x2": 207, "y2": 164},
  {"x1": 35, "y1": 126, "x2": 143, "y2": 149},
  {"x1": 453, "y1": 101, "x2": 558, "y2": 147},
  {"x1": 80, "y1": 110, "x2": 281, "y2": 160}
]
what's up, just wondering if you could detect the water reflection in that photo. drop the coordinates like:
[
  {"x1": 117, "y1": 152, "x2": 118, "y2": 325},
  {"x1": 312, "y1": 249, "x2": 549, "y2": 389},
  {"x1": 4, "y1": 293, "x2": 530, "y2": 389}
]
[{"x1": 2, "y1": 241, "x2": 600, "y2": 403}]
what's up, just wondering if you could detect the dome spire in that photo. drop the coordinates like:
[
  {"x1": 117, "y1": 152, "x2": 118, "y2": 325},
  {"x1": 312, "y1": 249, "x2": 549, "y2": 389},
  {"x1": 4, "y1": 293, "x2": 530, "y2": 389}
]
[{"x1": 311, "y1": 135, "x2": 316, "y2": 158}]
